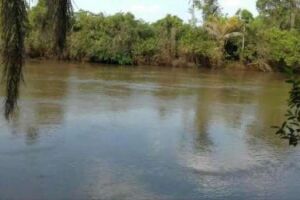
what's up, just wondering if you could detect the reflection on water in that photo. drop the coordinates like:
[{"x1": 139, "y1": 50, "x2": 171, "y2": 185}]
[{"x1": 0, "y1": 60, "x2": 299, "y2": 200}]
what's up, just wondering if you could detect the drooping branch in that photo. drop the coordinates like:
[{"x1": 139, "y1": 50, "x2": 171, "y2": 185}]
[
  {"x1": 0, "y1": 0, "x2": 72, "y2": 119},
  {"x1": 1, "y1": 0, "x2": 27, "y2": 120},
  {"x1": 46, "y1": 0, "x2": 73, "y2": 55}
]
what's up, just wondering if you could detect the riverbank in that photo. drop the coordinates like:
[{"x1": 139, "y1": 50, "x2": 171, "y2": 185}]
[
  {"x1": 26, "y1": 7, "x2": 300, "y2": 73},
  {"x1": 27, "y1": 57, "x2": 278, "y2": 73}
]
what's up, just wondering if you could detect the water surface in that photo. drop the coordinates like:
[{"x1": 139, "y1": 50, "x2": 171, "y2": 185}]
[{"x1": 0, "y1": 61, "x2": 299, "y2": 200}]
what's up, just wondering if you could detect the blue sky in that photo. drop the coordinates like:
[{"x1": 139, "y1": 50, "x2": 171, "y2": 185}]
[{"x1": 32, "y1": 0, "x2": 258, "y2": 22}]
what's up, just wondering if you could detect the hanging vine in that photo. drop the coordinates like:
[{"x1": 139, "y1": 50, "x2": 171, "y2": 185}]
[
  {"x1": 0, "y1": 0, "x2": 72, "y2": 119},
  {"x1": 0, "y1": 0, "x2": 27, "y2": 120},
  {"x1": 46, "y1": 0, "x2": 73, "y2": 55}
]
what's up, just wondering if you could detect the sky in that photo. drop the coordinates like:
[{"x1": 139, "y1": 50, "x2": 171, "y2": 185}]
[{"x1": 32, "y1": 0, "x2": 258, "y2": 22}]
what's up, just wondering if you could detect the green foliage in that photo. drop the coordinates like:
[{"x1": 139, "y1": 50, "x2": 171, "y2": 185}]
[
  {"x1": 68, "y1": 13, "x2": 186, "y2": 66},
  {"x1": 23, "y1": 0, "x2": 300, "y2": 71},
  {"x1": 26, "y1": 0, "x2": 73, "y2": 57},
  {"x1": 265, "y1": 28, "x2": 300, "y2": 68},
  {"x1": 153, "y1": 15, "x2": 184, "y2": 65},
  {"x1": 179, "y1": 26, "x2": 216, "y2": 59},
  {"x1": 1, "y1": 0, "x2": 27, "y2": 119},
  {"x1": 68, "y1": 11, "x2": 140, "y2": 65},
  {"x1": 256, "y1": 0, "x2": 300, "y2": 30},
  {"x1": 241, "y1": 20, "x2": 300, "y2": 71},
  {"x1": 132, "y1": 37, "x2": 159, "y2": 65},
  {"x1": 204, "y1": 16, "x2": 243, "y2": 66},
  {"x1": 274, "y1": 75, "x2": 300, "y2": 146},
  {"x1": 236, "y1": 9, "x2": 254, "y2": 24},
  {"x1": 241, "y1": 17, "x2": 271, "y2": 70},
  {"x1": 26, "y1": 0, "x2": 51, "y2": 57},
  {"x1": 192, "y1": 0, "x2": 221, "y2": 21}
]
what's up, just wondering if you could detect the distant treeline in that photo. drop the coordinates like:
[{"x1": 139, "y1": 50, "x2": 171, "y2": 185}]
[{"x1": 26, "y1": 0, "x2": 300, "y2": 71}]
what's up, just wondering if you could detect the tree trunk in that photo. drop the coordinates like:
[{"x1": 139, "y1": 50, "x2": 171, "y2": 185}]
[
  {"x1": 290, "y1": 0, "x2": 297, "y2": 29},
  {"x1": 241, "y1": 24, "x2": 246, "y2": 61}
]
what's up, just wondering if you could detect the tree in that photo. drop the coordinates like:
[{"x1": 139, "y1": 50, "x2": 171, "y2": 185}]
[
  {"x1": 256, "y1": 0, "x2": 300, "y2": 30},
  {"x1": 236, "y1": 9, "x2": 254, "y2": 58},
  {"x1": 240, "y1": 15, "x2": 300, "y2": 71},
  {"x1": 27, "y1": 0, "x2": 51, "y2": 57},
  {"x1": 241, "y1": 17, "x2": 273, "y2": 71},
  {"x1": 204, "y1": 16, "x2": 243, "y2": 66},
  {"x1": 179, "y1": 25, "x2": 216, "y2": 66},
  {"x1": 69, "y1": 11, "x2": 141, "y2": 65},
  {"x1": 265, "y1": 28, "x2": 300, "y2": 67},
  {"x1": 153, "y1": 15, "x2": 184, "y2": 65},
  {"x1": 192, "y1": 0, "x2": 221, "y2": 22},
  {"x1": 188, "y1": 0, "x2": 198, "y2": 27}
]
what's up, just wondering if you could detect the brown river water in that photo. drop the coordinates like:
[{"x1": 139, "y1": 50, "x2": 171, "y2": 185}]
[{"x1": 0, "y1": 60, "x2": 299, "y2": 200}]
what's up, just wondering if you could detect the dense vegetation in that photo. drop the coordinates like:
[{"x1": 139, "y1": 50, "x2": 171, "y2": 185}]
[{"x1": 25, "y1": 0, "x2": 300, "y2": 72}]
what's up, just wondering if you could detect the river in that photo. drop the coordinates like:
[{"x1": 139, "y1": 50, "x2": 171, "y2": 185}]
[{"x1": 0, "y1": 60, "x2": 299, "y2": 200}]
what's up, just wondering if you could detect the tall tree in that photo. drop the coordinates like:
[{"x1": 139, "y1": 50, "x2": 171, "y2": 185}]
[
  {"x1": 189, "y1": 0, "x2": 198, "y2": 26},
  {"x1": 236, "y1": 9, "x2": 254, "y2": 57},
  {"x1": 289, "y1": 0, "x2": 300, "y2": 29},
  {"x1": 257, "y1": 0, "x2": 300, "y2": 30},
  {"x1": 204, "y1": 16, "x2": 242, "y2": 66},
  {"x1": 193, "y1": 0, "x2": 221, "y2": 22},
  {"x1": 154, "y1": 15, "x2": 184, "y2": 65}
]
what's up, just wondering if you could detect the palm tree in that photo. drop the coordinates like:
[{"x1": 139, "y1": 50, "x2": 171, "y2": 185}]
[
  {"x1": 204, "y1": 16, "x2": 242, "y2": 66},
  {"x1": 0, "y1": 0, "x2": 72, "y2": 119}
]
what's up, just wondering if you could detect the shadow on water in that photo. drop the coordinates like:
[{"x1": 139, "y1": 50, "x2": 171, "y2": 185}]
[{"x1": 6, "y1": 61, "x2": 71, "y2": 145}]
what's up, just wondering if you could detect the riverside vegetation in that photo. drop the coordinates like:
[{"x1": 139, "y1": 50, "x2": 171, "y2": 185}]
[
  {"x1": 2, "y1": 0, "x2": 300, "y2": 145},
  {"x1": 26, "y1": 0, "x2": 300, "y2": 72}
]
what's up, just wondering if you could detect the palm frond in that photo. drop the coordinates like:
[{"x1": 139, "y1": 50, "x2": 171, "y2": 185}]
[{"x1": 224, "y1": 32, "x2": 243, "y2": 39}]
